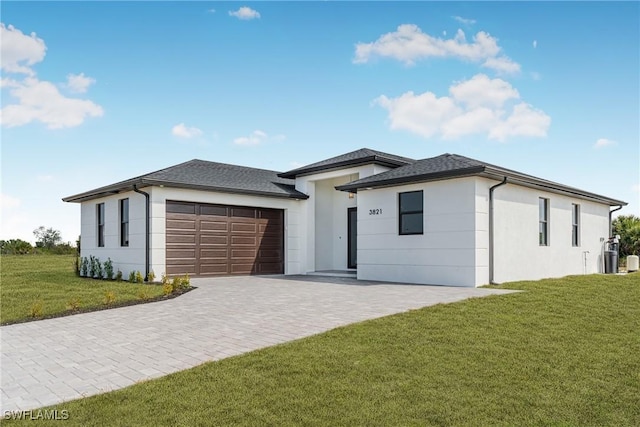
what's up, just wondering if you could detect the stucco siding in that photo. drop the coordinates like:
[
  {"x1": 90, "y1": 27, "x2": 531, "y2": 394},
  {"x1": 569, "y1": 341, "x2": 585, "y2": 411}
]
[
  {"x1": 356, "y1": 178, "x2": 478, "y2": 287},
  {"x1": 79, "y1": 190, "x2": 147, "y2": 277},
  {"x1": 481, "y1": 178, "x2": 610, "y2": 283}
]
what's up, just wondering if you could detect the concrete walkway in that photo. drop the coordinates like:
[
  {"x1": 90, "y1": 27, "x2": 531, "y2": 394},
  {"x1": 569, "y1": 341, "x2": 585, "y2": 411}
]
[{"x1": 0, "y1": 276, "x2": 515, "y2": 412}]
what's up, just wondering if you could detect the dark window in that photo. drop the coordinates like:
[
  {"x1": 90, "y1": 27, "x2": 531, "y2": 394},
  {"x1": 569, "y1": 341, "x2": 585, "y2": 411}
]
[
  {"x1": 572, "y1": 204, "x2": 580, "y2": 247},
  {"x1": 97, "y1": 203, "x2": 105, "y2": 247},
  {"x1": 399, "y1": 191, "x2": 423, "y2": 235},
  {"x1": 120, "y1": 199, "x2": 129, "y2": 247},
  {"x1": 539, "y1": 198, "x2": 549, "y2": 246}
]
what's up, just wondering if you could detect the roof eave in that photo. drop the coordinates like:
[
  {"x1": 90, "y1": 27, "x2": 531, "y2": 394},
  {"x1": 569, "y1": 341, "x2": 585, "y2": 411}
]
[
  {"x1": 63, "y1": 179, "x2": 309, "y2": 203},
  {"x1": 278, "y1": 155, "x2": 411, "y2": 179},
  {"x1": 335, "y1": 166, "x2": 485, "y2": 192}
]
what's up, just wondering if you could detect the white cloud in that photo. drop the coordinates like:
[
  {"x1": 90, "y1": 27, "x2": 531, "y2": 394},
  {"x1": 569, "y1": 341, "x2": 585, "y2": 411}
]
[
  {"x1": 533, "y1": 40, "x2": 538, "y2": 49},
  {"x1": 65, "y1": 73, "x2": 95, "y2": 93},
  {"x1": 0, "y1": 23, "x2": 46, "y2": 75},
  {"x1": 453, "y1": 16, "x2": 476, "y2": 25},
  {"x1": 375, "y1": 73, "x2": 551, "y2": 142},
  {"x1": 0, "y1": 193, "x2": 21, "y2": 210},
  {"x1": 1, "y1": 77, "x2": 104, "y2": 129},
  {"x1": 354, "y1": 25, "x2": 520, "y2": 74},
  {"x1": 233, "y1": 130, "x2": 284, "y2": 146},
  {"x1": 229, "y1": 7, "x2": 260, "y2": 20},
  {"x1": 594, "y1": 138, "x2": 616, "y2": 148},
  {"x1": 1, "y1": 24, "x2": 103, "y2": 129},
  {"x1": 208, "y1": 8, "x2": 216, "y2": 14},
  {"x1": 172, "y1": 123, "x2": 203, "y2": 138}
]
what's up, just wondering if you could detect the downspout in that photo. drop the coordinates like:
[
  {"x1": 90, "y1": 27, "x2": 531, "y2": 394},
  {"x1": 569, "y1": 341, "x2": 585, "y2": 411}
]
[
  {"x1": 609, "y1": 205, "x2": 623, "y2": 237},
  {"x1": 489, "y1": 177, "x2": 508, "y2": 285},
  {"x1": 133, "y1": 185, "x2": 150, "y2": 281}
]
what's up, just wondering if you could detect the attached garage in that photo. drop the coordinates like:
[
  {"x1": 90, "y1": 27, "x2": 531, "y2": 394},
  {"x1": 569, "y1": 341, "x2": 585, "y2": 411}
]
[{"x1": 166, "y1": 201, "x2": 284, "y2": 276}]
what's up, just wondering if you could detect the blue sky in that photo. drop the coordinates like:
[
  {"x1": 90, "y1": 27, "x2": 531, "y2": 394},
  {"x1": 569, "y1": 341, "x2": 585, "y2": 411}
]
[{"x1": 1, "y1": 1, "x2": 638, "y2": 244}]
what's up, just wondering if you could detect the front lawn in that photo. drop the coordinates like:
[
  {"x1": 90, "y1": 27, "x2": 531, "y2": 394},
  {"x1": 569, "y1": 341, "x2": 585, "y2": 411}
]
[
  {"x1": 4, "y1": 274, "x2": 639, "y2": 426},
  {"x1": 0, "y1": 255, "x2": 166, "y2": 324}
]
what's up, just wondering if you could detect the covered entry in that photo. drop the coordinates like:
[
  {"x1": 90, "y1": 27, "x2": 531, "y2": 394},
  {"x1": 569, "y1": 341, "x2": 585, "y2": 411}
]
[{"x1": 166, "y1": 201, "x2": 284, "y2": 276}]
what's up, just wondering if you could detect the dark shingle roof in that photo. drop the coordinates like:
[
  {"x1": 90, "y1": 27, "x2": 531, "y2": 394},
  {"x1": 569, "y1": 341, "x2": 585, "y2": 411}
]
[
  {"x1": 63, "y1": 159, "x2": 308, "y2": 202},
  {"x1": 278, "y1": 148, "x2": 414, "y2": 178},
  {"x1": 336, "y1": 153, "x2": 626, "y2": 206}
]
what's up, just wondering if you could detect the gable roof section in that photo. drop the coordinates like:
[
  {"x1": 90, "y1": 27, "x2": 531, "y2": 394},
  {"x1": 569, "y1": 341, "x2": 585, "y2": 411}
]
[
  {"x1": 278, "y1": 148, "x2": 414, "y2": 179},
  {"x1": 63, "y1": 159, "x2": 308, "y2": 202},
  {"x1": 335, "y1": 153, "x2": 627, "y2": 206}
]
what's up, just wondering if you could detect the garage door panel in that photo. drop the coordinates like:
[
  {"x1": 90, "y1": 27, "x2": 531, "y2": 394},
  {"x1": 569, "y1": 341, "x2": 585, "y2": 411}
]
[
  {"x1": 200, "y1": 248, "x2": 228, "y2": 259},
  {"x1": 231, "y1": 235, "x2": 257, "y2": 246},
  {"x1": 166, "y1": 234, "x2": 196, "y2": 244},
  {"x1": 231, "y1": 222, "x2": 257, "y2": 233},
  {"x1": 200, "y1": 235, "x2": 229, "y2": 245},
  {"x1": 166, "y1": 201, "x2": 283, "y2": 276},
  {"x1": 231, "y1": 249, "x2": 257, "y2": 259},
  {"x1": 166, "y1": 248, "x2": 196, "y2": 259},
  {"x1": 200, "y1": 205, "x2": 227, "y2": 216},
  {"x1": 167, "y1": 219, "x2": 196, "y2": 230},
  {"x1": 200, "y1": 220, "x2": 228, "y2": 231},
  {"x1": 230, "y1": 207, "x2": 255, "y2": 218}
]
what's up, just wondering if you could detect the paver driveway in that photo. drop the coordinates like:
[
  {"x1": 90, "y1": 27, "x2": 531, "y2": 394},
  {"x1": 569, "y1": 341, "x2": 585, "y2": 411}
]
[{"x1": 1, "y1": 276, "x2": 515, "y2": 412}]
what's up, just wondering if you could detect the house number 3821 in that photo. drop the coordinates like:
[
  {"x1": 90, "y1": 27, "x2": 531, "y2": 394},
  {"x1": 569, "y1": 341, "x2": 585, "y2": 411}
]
[{"x1": 369, "y1": 209, "x2": 382, "y2": 215}]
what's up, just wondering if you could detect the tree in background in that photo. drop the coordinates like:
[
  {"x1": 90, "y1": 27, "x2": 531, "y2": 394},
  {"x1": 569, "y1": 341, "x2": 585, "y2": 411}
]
[
  {"x1": 33, "y1": 226, "x2": 62, "y2": 249},
  {"x1": 612, "y1": 215, "x2": 640, "y2": 258}
]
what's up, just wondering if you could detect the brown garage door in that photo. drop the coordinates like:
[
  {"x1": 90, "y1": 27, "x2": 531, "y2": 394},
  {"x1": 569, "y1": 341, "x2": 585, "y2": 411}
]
[{"x1": 166, "y1": 201, "x2": 284, "y2": 276}]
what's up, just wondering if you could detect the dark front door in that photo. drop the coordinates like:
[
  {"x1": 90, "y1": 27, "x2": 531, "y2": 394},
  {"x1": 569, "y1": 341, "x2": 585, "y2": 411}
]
[{"x1": 347, "y1": 207, "x2": 357, "y2": 269}]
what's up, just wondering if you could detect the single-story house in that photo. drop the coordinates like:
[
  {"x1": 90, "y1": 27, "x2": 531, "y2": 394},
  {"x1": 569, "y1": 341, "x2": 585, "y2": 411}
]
[{"x1": 63, "y1": 148, "x2": 627, "y2": 287}]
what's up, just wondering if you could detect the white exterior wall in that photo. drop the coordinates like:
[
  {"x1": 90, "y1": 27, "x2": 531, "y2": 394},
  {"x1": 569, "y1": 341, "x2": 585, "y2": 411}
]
[
  {"x1": 80, "y1": 187, "x2": 305, "y2": 278},
  {"x1": 356, "y1": 178, "x2": 478, "y2": 287},
  {"x1": 295, "y1": 164, "x2": 391, "y2": 272},
  {"x1": 149, "y1": 187, "x2": 305, "y2": 277},
  {"x1": 80, "y1": 190, "x2": 147, "y2": 277},
  {"x1": 483, "y1": 178, "x2": 610, "y2": 283}
]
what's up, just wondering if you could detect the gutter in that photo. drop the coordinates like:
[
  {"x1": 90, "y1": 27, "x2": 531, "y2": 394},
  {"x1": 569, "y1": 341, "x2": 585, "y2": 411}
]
[
  {"x1": 609, "y1": 205, "x2": 623, "y2": 237},
  {"x1": 489, "y1": 177, "x2": 508, "y2": 285},
  {"x1": 133, "y1": 185, "x2": 150, "y2": 281}
]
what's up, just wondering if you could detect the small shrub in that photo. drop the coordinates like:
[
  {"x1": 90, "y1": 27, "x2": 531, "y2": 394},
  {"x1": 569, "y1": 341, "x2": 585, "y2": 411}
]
[
  {"x1": 171, "y1": 274, "x2": 191, "y2": 292},
  {"x1": 128, "y1": 271, "x2": 136, "y2": 283},
  {"x1": 161, "y1": 273, "x2": 170, "y2": 286},
  {"x1": 147, "y1": 270, "x2": 156, "y2": 283},
  {"x1": 104, "y1": 258, "x2": 114, "y2": 280},
  {"x1": 30, "y1": 300, "x2": 44, "y2": 318},
  {"x1": 135, "y1": 271, "x2": 144, "y2": 284},
  {"x1": 80, "y1": 257, "x2": 89, "y2": 277},
  {"x1": 66, "y1": 298, "x2": 81, "y2": 311},
  {"x1": 162, "y1": 283, "x2": 173, "y2": 295},
  {"x1": 104, "y1": 291, "x2": 116, "y2": 305},
  {"x1": 95, "y1": 259, "x2": 103, "y2": 279},
  {"x1": 88, "y1": 255, "x2": 97, "y2": 277},
  {"x1": 137, "y1": 289, "x2": 151, "y2": 300},
  {"x1": 116, "y1": 270, "x2": 123, "y2": 282}
]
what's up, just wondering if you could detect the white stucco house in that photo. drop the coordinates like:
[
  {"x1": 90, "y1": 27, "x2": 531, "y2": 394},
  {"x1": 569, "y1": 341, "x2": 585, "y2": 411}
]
[{"x1": 63, "y1": 148, "x2": 626, "y2": 287}]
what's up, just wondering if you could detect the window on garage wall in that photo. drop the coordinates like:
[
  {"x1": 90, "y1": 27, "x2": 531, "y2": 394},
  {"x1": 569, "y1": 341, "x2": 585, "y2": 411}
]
[
  {"x1": 571, "y1": 203, "x2": 580, "y2": 247},
  {"x1": 539, "y1": 198, "x2": 549, "y2": 246},
  {"x1": 120, "y1": 198, "x2": 129, "y2": 247},
  {"x1": 399, "y1": 190, "x2": 423, "y2": 235},
  {"x1": 97, "y1": 203, "x2": 105, "y2": 247}
]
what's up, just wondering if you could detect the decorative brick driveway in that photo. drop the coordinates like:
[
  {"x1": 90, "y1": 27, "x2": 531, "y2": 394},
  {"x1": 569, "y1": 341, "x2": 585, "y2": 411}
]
[{"x1": 0, "y1": 276, "x2": 514, "y2": 412}]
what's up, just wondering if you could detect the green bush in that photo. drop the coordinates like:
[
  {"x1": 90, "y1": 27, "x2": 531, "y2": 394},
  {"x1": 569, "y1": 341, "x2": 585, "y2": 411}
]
[
  {"x1": 80, "y1": 257, "x2": 89, "y2": 277},
  {"x1": 0, "y1": 239, "x2": 33, "y2": 255},
  {"x1": 135, "y1": 271, "x2": 144, "y2": 284},
  {"x1": 128, "y1": 271, "x2": 136, "y2": 283},
  {"x1": 104, "y1": 258, "x2": 114, "y2": 280},
  {"x1": 116, "y1": 270, "x2": 123, "y2": 281},
  {"x1": 612, "y1": 214, "x2": 640, "y2": 258}
]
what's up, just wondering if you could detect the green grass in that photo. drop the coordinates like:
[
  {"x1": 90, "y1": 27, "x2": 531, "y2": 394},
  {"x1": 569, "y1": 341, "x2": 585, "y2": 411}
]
[
  {"x1": 4, "y1": 274, "x2": 640, "y2": 426},
  {"x1": 0, "y1": 255, "x2": 165, "y2": 324}
]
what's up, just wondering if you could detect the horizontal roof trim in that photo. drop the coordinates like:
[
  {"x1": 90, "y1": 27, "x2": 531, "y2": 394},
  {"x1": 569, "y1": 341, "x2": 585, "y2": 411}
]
[{"x1": 336, "y1": 165, "x2": 626, "y2": 206}]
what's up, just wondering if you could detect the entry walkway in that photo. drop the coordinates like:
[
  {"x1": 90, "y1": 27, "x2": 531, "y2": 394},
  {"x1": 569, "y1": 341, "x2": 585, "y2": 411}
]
[{"x1": 0, "y1": 276, "x2": 515, "y2": 412}]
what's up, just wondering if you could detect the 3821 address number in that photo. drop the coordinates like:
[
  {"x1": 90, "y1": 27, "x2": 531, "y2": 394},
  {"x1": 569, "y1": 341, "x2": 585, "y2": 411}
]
[{"x1": 369, "y1": 209, "x2": 382, "y2": 215}]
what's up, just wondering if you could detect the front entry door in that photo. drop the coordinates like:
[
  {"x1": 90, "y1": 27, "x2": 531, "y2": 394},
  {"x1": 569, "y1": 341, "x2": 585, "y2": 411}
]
[{"x1": 347, "y1": 208, "x2": 357, "y2": 269}]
